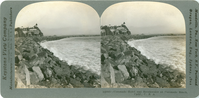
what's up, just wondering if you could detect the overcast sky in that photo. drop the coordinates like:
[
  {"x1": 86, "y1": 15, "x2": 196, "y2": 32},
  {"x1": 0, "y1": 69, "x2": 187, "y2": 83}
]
[
  {"x1": 15, "y1": 1, "x2": 100, "y2": 36},
  {"x1": 101, "y1": 2, "x2": 186, "y2": 35},
  {"x1": 16, "y1": 1, "x2": 186, "y2": 36}
]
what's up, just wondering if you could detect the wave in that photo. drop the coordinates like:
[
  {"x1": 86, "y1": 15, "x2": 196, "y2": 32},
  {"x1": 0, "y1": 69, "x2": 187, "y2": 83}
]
[
  {"x1": 127, "y1": 36, "x2": 186, "y2": 73},
  {"x1": 40, "y1": 37, "x2": 101, "y2": 75}
]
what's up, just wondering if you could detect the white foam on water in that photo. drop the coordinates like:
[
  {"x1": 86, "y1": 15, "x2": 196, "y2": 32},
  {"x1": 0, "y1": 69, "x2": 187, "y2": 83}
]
[
  {"x1": 40, "y1": 37, "x2": 101, "y2": 75},
  {"x1": 128, "y1": 36, "x2": 186, "y2": 73}
]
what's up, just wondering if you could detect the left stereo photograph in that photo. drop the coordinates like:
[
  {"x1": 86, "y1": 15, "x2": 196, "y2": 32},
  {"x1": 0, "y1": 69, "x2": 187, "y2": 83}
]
[{"x1": 14, "y1": 1, "x2": 101, "y2": 88}]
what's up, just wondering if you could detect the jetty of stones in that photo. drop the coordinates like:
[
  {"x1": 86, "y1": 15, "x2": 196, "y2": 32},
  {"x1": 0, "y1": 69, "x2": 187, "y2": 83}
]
[
  {"x1": 15, "y1": 27, "x2": 100, "y2": 88},
  {"x1": 101, "y1": 25, "x2": 185, "y2": 88}
]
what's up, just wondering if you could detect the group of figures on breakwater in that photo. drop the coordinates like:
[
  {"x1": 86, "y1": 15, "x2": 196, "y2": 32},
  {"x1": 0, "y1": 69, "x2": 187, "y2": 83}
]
[{"x1": 15, "y1": 23, "x2": 185, "y2": 88}]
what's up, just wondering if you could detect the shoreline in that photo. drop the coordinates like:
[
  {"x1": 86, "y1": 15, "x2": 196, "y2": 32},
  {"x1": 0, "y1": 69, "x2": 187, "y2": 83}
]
[
  {"x1": 32, "y1": 35, "x2": 101, "y2": 43},
  {"x1": 39, "y1": 36, "x2": 101, "y2": 75},
  {"x1": 101, "y1": 35, "x2": 186, "y2": 88},
  {"x1": 127, "y1": 35, "x2": 186, "y2": 73},
  {"x1": 15, "y1": 37, "x2": 100, "y2": 88}
]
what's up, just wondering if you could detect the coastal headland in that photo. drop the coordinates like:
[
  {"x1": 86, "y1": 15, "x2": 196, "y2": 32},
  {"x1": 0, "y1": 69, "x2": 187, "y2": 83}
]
[{"x1": 101, "y1": 34, "x2": 186, "y2": 88}]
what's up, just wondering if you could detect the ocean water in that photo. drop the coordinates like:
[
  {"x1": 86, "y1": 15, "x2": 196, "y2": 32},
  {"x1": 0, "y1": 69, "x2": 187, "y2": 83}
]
[
  {"x1": 128, "y1": 36, "x2": 186, "y2": 73},
  {"x1": 40, "y1": 37, "x2": 101, "y2": 75}
]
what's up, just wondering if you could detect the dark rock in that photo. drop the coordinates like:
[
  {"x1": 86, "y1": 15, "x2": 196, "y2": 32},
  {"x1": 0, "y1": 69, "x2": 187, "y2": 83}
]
[
  {"x1": 51, "y1": 77, "x2": 57, "y2": 84},
  {"x1": 146, "y1": 75, "x2": 154, "y2": 84},
  {"x1": 15, "y1": 49, "x2": 21, "y2": 55},
  {"x1": 139, "y1": 64, "x2": 149, "y2": 74},
  {"x1": 29, "y1": 54, "x2": 38, "y2": 62},
  {"x1": 70, "y1": 78, "x2": 84, "y2": 88},
  {"x1": 33, "y1": 47, "x2": 40, "y2": 54},
  {"x1": 147, "y1": 82, "x2": 159, "y2": 88},
  {"x1": 169, "y1": 79, "x2": 180, "y2": 88},
  {"x1": 43, "y1": 68, "x2": 53, "y2": 79},
  {"x1": 22, "y1": 52, "x2": 31, "y2": 61},
  {"x1": 109, "y1": 64, "x2": 115, "y2": 84},
  {"x1": 101, "y1": 54, "x2": 105, "y2": 63},
  {"x1": 156, "y1": 77, "x2": 170, "y2": 88},
  {"x1": 37, "y1": 51, "x2": 47, "y2": 58},
  {"x1": 15, "y1": 56, "x2": 20, "y2": 63},
  {"x1": 29, "y1": 71, "x2": 40, "y2": 84},
  {"x1": 23, "y1": 49, "x2": 31, "y2": 53},
  {"x1": 82, "y1": 82, "x2": 94, "y2": 88},
  {"x1": 54, "y1": 66, "x2": 63, "y2": 76},
  {"x1": 17, "y1": 62, "x2": 30, "y2": 85},
  {"x1": 124, "y1": 50, "x2": 132, "y2": 56},
  {"x1": 129, "y1": 66, "x2": 139, "y2": 78},
  {"x1": 53, "y1": 65, "x2": 70, "y2": 78},
  {"x1": 114, "y1": 70, "x2": 124, "y2": 83},
  {"x1": 32, "y1": 66, "x2": 44, "y2": 81},
  {"x1": 118, "y1": 65, "x2": 129, "y2": 79},
  {"x1": 101, "y1": 47, "x2": 107, "y2": 53},
  {"x1": 29, "y1": 57, "x2": 45, "y2": 66}
]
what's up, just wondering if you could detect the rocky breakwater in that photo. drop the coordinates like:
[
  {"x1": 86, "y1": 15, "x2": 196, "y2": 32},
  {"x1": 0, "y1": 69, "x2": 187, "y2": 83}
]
[
  {"x1": 101, "y1": 35, "x2": 185, "y2": 88},
  {"x1": 15, "y1": 37, "x2": 100, "y2": 88}
]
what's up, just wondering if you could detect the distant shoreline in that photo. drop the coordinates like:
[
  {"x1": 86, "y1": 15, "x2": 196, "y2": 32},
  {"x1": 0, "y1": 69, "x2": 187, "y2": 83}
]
[
  {"x1": 125, "y1": 33, "x2": 185, "y2": 40},
  {"x1": 128, "y1": 34, "x2": 186, "y2": 42},
  {"x1": 29, "y1": 35, "x2": 100, "y2": 43}
]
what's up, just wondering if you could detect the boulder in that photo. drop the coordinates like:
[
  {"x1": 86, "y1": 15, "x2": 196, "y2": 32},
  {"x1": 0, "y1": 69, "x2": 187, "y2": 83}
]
[
  {"x1": 118, "y1": 65, "x2": 129, "y2": 79},
  {"x1": 24, "y1": 65, "x2": 30, "y2": 85},
  {"x1": 15, "y1": 49, "x2": 21, "y2": 55},
  {"x1": 37, "y1": 51, "x2": 47, "y2": 58},
  {"x1": 156, "y1": 77, "x2": 170, "y2": 88},
  {"x1": 29, "y1": 71, "x2": 40, "y2": 84},
  {"x1": 116, "y1": 56, "x2": 126, "y2": 65},
  {"x1": 32, "y1": 66, "x2": 44, "y2": 81},
  {"x1": 129, "y1": 67, "x2": 138, "y2": 77},
  {"x1": 54, "y1": 66, "x2": 63, "y2": 76},
  {"x1": 124, "y1": 56, "x2": 131, "y2": 64},
  {"x1": 43, "y1": 68, "x2": 53, "y2": 79},
  {"x1": 101, "y1": 74, "x2": 110, "y2": 88},
  {"x1": 15, "y1": 56, "x2": 20, "y2": 63},
  {"x1": 109, "y1": 64, "x2": 115, "y2": 84},
  {"x1": 101, "y1": 47, "x2": 107, "y2": 53},
  {"x1": 51, "y1": 77, "x2": 57, "y2": 83},
  {"x1": 146, "y1": 60, "x2": 156, "y2": 67},
  {"x1": 29, "y1": 54, "x2": 38, "y2": 62},
  {"x1": 17, "y1": 62, "x2": 30, "y2": 85},
  {"x1": 16, "y1": 76, "x2": 26, "y2": 88},
  {"x1": 147, "y1": 82, "x2": 160, "y2": 88},
  {"x1": 70, "y1": 78, "x2": 84, "y2": 88},
  {"x1": 33, "y1": 47, "x2": 40, "y2": 54},
  {"x1": 22, "y1": 52, "x2": 31, "y2": 61},
  {"x1": 123, "y1": 50, "x2": 132, "y2": 56},
  {"x1": 114, "y1": 70, "x2": 124, "y2": 83},
  {"x1": 54, "y1": 65, "x2": 70, "y2": 78},
  {"x1": 169, "y1": 80, "x2": 181, "y2": 88},
  {"x1": 29, "y1": 57, "x2": 45, "y2": 66},
  {"x1": 18, "y1": 55, "x2": 23, "y2": 60},
  {"x1": 139, "y1": 64, "x2": 150, "y2": 75},
  {"x1": 65, "y1": 83, "x2": 73, "y2": 88}
]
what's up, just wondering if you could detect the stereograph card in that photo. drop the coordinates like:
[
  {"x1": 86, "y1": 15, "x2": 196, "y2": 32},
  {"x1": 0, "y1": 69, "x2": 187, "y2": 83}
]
[{"x1": 0, "y1": 0, "x2": 199, "y2": 98}]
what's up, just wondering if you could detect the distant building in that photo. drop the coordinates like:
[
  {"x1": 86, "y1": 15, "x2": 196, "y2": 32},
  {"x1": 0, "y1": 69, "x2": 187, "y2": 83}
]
[
  {"x1": 101, "y1": 22, "x2": 131, "y2": 36},
  {"x1": 15, "y1": 24, "x2": 44, "y2": 37}
]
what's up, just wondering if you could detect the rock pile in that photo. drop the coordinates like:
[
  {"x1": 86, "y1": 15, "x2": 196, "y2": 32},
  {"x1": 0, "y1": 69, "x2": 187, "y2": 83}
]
[
  {"x1": 15, "y1": 37, "x2": 100, "y2": 88},
  {"x1": 101, "y1": 35, "x2": 185, "y2": 88}
]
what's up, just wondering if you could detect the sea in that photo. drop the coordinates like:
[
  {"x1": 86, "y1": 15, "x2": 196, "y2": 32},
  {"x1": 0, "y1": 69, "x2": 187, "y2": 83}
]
[
  {"x1": 127, "y1": 35, "x2": 186, "y2": 73},
  {"x1": 40, "y1": 37, "x2": 101, "y2": 75}
]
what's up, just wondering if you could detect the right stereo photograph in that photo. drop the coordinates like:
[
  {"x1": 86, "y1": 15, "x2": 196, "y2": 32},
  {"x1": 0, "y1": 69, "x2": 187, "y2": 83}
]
[{"x1": 100, "y1": 1, "x2": 186, "y2": 88}]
